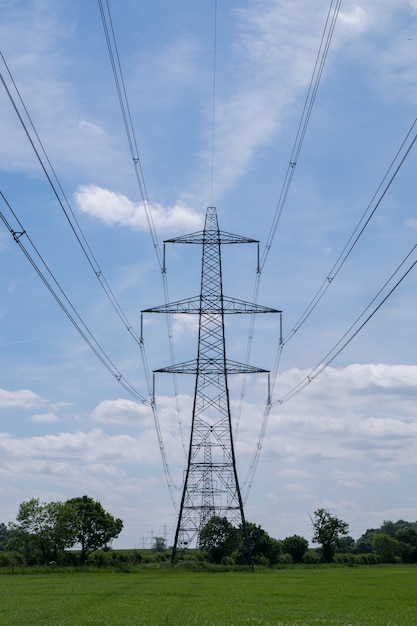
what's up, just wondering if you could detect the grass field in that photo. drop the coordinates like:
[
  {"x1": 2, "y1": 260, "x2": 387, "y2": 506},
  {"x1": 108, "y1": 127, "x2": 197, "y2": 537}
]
[{"x1": 0, "y1": 564, "x2": 416, "y2": 625}]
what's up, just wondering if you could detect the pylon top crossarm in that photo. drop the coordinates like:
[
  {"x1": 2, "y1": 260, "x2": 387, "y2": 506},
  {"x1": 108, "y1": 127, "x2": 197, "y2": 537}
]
[
  {"x1": 164, "y1": 231, "x2": 258, "y2": 245},
  {"x1": 142, "y1": 295, "x2": 281, "y2": 315},
  {"x1": 164, "y1": 206, "x2": 259, "y2": 246}
]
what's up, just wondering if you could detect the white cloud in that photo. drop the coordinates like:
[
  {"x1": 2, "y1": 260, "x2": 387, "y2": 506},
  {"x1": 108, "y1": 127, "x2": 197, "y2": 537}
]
[
  {"x1": 0, "y1": 388, "x2": 47, "y2": 409},
  {"x1": 0, "y1": 429, "x2": 154, "y2": 463},
  {"x1": 30, "y1": 412, "x2": 59, "y2": 423},
  {"x1": 78, "y1": 120, "x2": 105, "y2": 136},
  {"x1": 74, "y1": 184, "x2": 203, "y2": 234},
  {"x1": 91, "y1": 398, "x2": 150, "y2": 425},
  {"x1": 196, "y1": 0, "x2": 326, "y2": 199},
  {"x1": 338, "y1": 5, "x2": 369, "y2": 33}
]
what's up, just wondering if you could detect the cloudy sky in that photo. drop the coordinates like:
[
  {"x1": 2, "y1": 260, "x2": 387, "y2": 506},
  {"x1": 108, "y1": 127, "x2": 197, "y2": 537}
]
[{"x1": 1, "y1": 0, "x2": 417, "y2": 548}]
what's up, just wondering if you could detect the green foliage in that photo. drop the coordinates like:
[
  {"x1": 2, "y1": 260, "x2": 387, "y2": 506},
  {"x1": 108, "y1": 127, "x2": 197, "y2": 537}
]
[
  {"x1": 372, "y1": 533, "x2": 402, "y2": 563},
  {"x1": 336, "y1": 535, "x2": 355, "y2": 553},
  {"x1": 7, "y1": 495, "x2": 123, "y2": 566},
  {"x1": 354, "y1": 528, "x2": 377, "y2": 553},
  {"x1": 64, "y1": 496, "x2": 123, "y2": 564},
  {"x1": 198, "y1": 516, "x2": 239, "y2": 564},
  {"x1": 282, "y1": 534, "x2": 309, "y2": 563},
  {"x1": 243, "y1": 522, "x2": 282, "y2": 566},
  {"x1": 310, "y1": 508, "x2": 349, "y2": 563},
  {"x1": 302, "y1": 549, "x2": 320, "y2": 564},
  {"x1": 0, "y1": 522, "x2": 12, "y2": 551},
  {"x1": 7, "y1": 498, "x2": 71, "y2": 565},
  {"x1": 355, "y1": 519, "x2": 417, "y2": 563},
  {"x1": 198, "y1": 518, "x2": 281, "y2": 567},
  {"x1": 0, "y1": 551, "x2": 25, "y2": 567}
]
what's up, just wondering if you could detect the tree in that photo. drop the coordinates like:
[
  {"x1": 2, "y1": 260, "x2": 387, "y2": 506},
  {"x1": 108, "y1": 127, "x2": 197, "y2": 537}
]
[
  {"x1": 354, "y1": 528, "x2": 377, "y2": 554},
  {"x1": 0, "y1": 523, "x2": 11, "y2": 551},
  {"x1": 242, "y1": 522, "x2": 282, "y2": 566},
  {"x1": 199, "y1": 516, "x2": 240, "y2": 564},
  {"x1": 372, "y1": 533, "x2": 401, "y2": 563},
  {"x1": 395, "y1": 526, "x2": 417, "y2": 561},
  {"x1": 64, "y1": 496, "x2": 123, "y2": 564},
  {"x1": 310, "y1": 508, "x2": 349, "y2": 563},
  {"x1": 336, "y1": 535, "x2": 355, "y2": 554},
  {"x1": 7, "y1": 498, "x2": 70, "y2": 565},
  {"x1": 282, "y1": 534, "x2": 309, "y2": 563}
]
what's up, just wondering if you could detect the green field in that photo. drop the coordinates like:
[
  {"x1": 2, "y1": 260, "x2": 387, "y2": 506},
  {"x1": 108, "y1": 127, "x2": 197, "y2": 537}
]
[{"x1": 0, "y1": 565, "x2": 416, "y2": 625}]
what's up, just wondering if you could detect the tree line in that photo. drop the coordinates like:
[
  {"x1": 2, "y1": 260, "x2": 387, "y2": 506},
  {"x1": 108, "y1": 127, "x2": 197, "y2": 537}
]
[
  {"x1": 197, "y1": 509, "x2": 417, "y2": 566},
  {"x1": 1, "y1": 501, "x2": 417, "y2": 568},
  {"x1": 0, "y1": 495, "x2": 122, "y2": 566}
]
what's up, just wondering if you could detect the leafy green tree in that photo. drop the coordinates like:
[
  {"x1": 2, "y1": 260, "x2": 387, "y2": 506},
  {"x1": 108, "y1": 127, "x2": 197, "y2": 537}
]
[
  {"x1": 199, "y1": 516, "x2": 239, "y2": 564},
  {"x1": 310, "y1": 508, "x2": 349, "y2": 563},
  {"x1": 242, "y1": 522, "x2": 282, "y2": 566},
  {"x1": 336, "y1": 535, "x2": 355, "y2": 553},
  {"x1": 354, "y1": 528, "x2": 377, "y2": 554},
  {"x1": 282, "y1": 534, "x2": 309, "y2": 563},
  {"x1": 372, "y1": 533, "x2": 401, "y2": 563},
  {"x1": 64, "y1": 496, "x2": 123, "y2": 564},
  {"x1": 355, "y1": 520, "x2": 417, "y2": 562},
  {"x1": 7, "y1": 498, "x2": 70, "y2": 565},
  {"x1": 0, "y1": 523, "x2": 11, "y2": 551},
  {"x1": 395, "y1": 526, "x2": 417, "y2": 561}
]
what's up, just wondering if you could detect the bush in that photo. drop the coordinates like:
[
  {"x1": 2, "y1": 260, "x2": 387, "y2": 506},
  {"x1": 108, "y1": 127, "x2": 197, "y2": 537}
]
[
  {"x1": 0, "y1": 551, "x2": 25, "y2": 567},
  {"x1": 277, "y1": 553, "x2": 293, "y2": 565},
  {"x1": 302, "y1": 550, "x2": 320, "y2": 564},
  {"x1": 333, "y1": 553, "x2": 356, "y2": 565},
  {"x1": 282, "y1": 535, "x2": 309, "y2": 563}
]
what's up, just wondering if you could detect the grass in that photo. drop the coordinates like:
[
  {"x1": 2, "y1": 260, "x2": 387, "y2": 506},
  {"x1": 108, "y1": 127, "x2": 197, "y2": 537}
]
[{"x1": 0, "y1": 564, "x2": 416, "y2": 625}]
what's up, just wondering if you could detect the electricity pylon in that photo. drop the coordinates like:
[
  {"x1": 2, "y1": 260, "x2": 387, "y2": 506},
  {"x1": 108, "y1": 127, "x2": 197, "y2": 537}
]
[{"x1": 143, "y1": 207, "x2": 280, "y2": 563}]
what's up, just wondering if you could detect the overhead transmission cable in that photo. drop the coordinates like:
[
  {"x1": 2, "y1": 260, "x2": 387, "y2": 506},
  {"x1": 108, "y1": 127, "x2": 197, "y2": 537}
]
[
  {"x1": 0, "y1": 62, "x2": 151, "y2": 400},
  {"x1": 237, "y1": 0, "x2": 342, "y2": 493},
  {"x1": 209, "y1": 0, "x2": 218, "y2": 207},
  {"x1": 0, "y1": 191, "x2": 147, "y2": 404},
  {"x1": 0, "y1": 56, "x2": 139, "y2": 348},
  {"x1": 264, "y1": 118, "x2": 417, "y2": 406},
  {"x1": 260, "y1": 0, "x2": 343, "y2": 272},
  {"x1": 244, "y1": 120, "x2": 417, "y2": 495},
  {"x1": 272, "y1": 241, "x2": 417, "y2": 406},
  {"x1": 283, "y1": 118, "x2": 417, "y2": 346},
  {"x1": 98, "y1": 0, "x2": 186, "y2": 461},
  {"x1": 0, "y1": 54, "x2": 178, "y2": 503},
  {"x1": 242, "y1": 238, "x2": 417, "y2": 499},
  {"x1": 98, "y1": 0, "x2": 190, "y2": 495}
]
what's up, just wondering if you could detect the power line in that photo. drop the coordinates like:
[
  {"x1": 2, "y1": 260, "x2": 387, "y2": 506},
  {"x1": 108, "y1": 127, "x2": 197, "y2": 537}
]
[
  {"x1": 98, "y1": 0, "x2": 188, "y2": 500},
  {"x1": 237, "y1": 0, "x2": 343, "y2": 484},
  {"x1": 283, "y1": 118, "x2": 417, "y2": 346},
  {"x1": 0, "y1": 50, "x2": 185, "y2": 502},
  {"x1": 2, "y1": 56, "x2": 180, "y2": 505},
  {"x1": 259, "y1": 0, "x2": 343, "y2": 272},
  {"x1": 0, "y1": 57, "x2": 143, "y2": 350},
  {"x1": 272, "y1": 242, "x2": 417, "y2": 407},
  {"x1": 0, "y1": 191, "x2": 148, "y2": 405},
  {"x1": 210, "y1": 0, "x2": 218, "y2": 208},
  {"x1": 98, "y1": 0, "x2": 163, "y2": 270}
]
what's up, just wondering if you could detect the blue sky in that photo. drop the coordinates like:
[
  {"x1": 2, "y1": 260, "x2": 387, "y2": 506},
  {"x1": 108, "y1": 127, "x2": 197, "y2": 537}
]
[{"x1": 1, "y1": 0, "x2": 417, "y2": 548}]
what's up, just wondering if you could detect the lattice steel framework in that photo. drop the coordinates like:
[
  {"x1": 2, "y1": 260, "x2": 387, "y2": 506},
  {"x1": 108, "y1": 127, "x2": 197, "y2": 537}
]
[{"x1": 143, "y1": 207, "x2": 280, "y2": 563}]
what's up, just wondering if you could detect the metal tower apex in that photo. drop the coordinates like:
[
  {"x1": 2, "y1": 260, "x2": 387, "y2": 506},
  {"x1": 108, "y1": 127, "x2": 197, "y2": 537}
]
[{"x1": 164, "y1": 206, "x2": 259, "y2": 246}]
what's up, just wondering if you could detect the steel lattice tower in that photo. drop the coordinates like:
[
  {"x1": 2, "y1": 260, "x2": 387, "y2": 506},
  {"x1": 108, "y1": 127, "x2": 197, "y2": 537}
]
[{"x1": 143, "y1": 207, "x2": 279, "y2": 563}]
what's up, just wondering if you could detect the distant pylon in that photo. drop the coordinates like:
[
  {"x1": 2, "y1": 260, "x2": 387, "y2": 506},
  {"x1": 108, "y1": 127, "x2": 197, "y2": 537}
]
[{"x1": 143, "y1": 207, "x2": 280, "y2": 564}]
